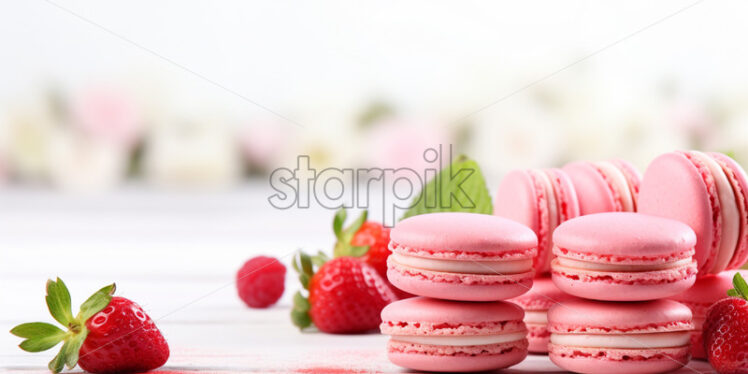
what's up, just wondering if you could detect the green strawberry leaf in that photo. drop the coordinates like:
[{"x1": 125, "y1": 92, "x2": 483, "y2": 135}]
[
  {"x1": 311, "y1": 251, "x2": 330, "y2": 267},
  {"x1": 290, "y1": 291, "x2": 312, "y2": 330},
  {"x1": 49, "y1": 347, "x2": 67, "y2": 373},
  {"x1": 333, "y1": 209, "x2": 347, "y2": 241},
  {"x1": 401, "y1": 154, "x2": 492, "y2": 220},
  {"x1": 333, "y1": 209, "x2": 370, "y2": 257},
  {"x1": 728, "y1": 288, "x2": 740, "y2": 297},
  {"x1": 77, "y1": 283, "x2": 115, "y2": 322},
  {"x1": 16, "y1": 325, "x2": 67, "y2": 352},
  {"x1": 45, "y1": 278, "x2": 74, "y2": 326},
  {"x1": 62, "y1": 330, "x2": 87, "y2": 369},
  {"x1": 730, "y1": 272, "x2": 748, "y2": 300},
  {"x1": 10, "y1": 322, "x2": 65, "y2": 339}
]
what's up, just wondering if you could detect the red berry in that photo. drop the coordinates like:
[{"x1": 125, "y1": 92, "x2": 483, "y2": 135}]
[
  {"x1": 236, "y1": 256, "x2": 286, "y2": 308},
  {"x1": 308, "y1": 257, "x2": 397, "y2": 334},
  {"x1": 79, "y1": 297, "x2": 169, "y2": 374},
  {"x1": 703, "y1": 297, "x2": 748, "y2": 373}
]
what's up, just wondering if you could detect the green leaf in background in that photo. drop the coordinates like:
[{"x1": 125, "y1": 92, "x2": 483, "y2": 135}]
[{"x1": 401, "y1": 155, "x2": 492, "y2": 220}]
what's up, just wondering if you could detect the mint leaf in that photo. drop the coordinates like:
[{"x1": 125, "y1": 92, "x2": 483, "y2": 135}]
[
  {"x1": 401, "y1": 155, "x2": 492, "y2": 219},
  {"x1": 45, "y1": 278, "x2": 73, "y2": 326}
]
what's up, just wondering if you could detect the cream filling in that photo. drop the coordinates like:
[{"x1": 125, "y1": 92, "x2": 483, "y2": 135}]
[
  {"x1": 555, "y1": 256, "x2": 692, "y2": 272},
  {"x1": 596, "y1": 161, "x2": 635, "y2": 212},
  {"x1": 392, "y1": 331, "x2": 527, "y2": 346},
  {"x1": 550, "y1": 331, "x2": 690, "y2": 349},
  {"x1": 691, "y1": 151, "x2": 739, "y2": 273},
  {"x1": 391, "y1": 253, "x2": 532, "y2": 275},
  {"x1": 524, "y1": 310, "x2": 548, "y2": 324}
]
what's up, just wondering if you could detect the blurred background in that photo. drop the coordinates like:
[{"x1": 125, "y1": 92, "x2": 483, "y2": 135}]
[{"x1": 2, "y1": 0, "x2": 748, "y2": 315}]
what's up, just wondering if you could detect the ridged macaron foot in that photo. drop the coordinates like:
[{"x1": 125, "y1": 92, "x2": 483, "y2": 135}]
[
  {"x1": 668, "y1": 270, "x2": 748, "y2": 359},
  {"x1": 563, "y1": 159, "x2": 641, "y2": 215},
  {"x1": 551, "y1": 212, "x2": 697, "y2": 301},
  {"x1": 380, "y1": 297, "x2": 528, "y2": 372},
  {"x1": 548, "y1": 299, "x2": 693, "y2": 374},
  {"x1": 509, "y1": 277, "x2": 578, "y2": 353},
  {"x1": 495, "y1": 168, "x2": 580, "y2": 275},
  {"x1": 387, "y1": 212, "x2": 537, "y2": 301},
  {"x1": 638, "y1": 151, "x2": 748, "y2": 276}
]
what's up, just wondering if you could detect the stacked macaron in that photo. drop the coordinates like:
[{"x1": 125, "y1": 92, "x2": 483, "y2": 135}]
[
  {"x1": 547, "y1": 212, "x2": 697, "y2": 373},
  {"x1": 381, "y1": 212, "x2": 537, "y2": 372}
]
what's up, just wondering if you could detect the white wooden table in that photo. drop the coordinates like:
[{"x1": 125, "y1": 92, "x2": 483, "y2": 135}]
[{"x1": 0, "y1": 185, "x2": 716, "y2": 373}]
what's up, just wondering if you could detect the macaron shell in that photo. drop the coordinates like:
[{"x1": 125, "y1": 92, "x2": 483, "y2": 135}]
[
  {"x1": 387, "y1": 339, "x2": 528, "y2": 372},
  {"x1": 387, "y1": 261, "x2": 533, "y2": 301},
  {"x1": 391, "y1": 212, "x2": 537, "y2": 254},
  {"x1": 495, "y1": 169, "x2": 550, "y2": 272},
  {"x1": 380, "y1": 296, "x2": 524, "y2": 325},
  {"x1": 548, "y1": 344, "x2": 689, "y2": 374},
  {"x1": 635, "y1": 152, "x2": 717, "y2": 274},
  {"x1": 547, "y1": 299, "x2": 692, "y2": 334},
  {"x1": 563, "y1": 161, "x2": 618, "y2": 215},
  {"x1": 710, "y1": 152, "x2": 748, "y2": 269},
  {"x1": 552, "y1": 212, "x2": 697, "y2": 260}
]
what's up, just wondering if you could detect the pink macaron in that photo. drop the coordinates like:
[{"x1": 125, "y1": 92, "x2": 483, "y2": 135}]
[
  {"x1": 548, "y1": 299, "x2": 693, "y2": 374},
  {"x1": 551, "y1": 212, "x2": 697, "y2": 301},
  {"x1": 380, "y1": 297, "x2": 528, "y2": 372},
  {"x1": 509, "y1": 277, "x2": 577, "y2": 353},
  {"x1": 668, "y1": 270, "x2": 748, "y2": 359},
  {"x1": 387, "y1": 212, "x2": 537, "y2": 301},
  {"x1": 563, "y1": 159, "x2": 641, "y2": 215},
  {"x1": 638, "y1": 151, "x2": 748, "y2": 276},
  {"x1": 495, "y1": 168, "x2": 580, "y2": 275}
]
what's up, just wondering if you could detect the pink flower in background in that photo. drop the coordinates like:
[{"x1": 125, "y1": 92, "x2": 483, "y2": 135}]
[
  {"x1": 71, "y1": 87, "x2": 143, "y2": 148},
  {"x1": 362, "y1": 118, "x2": 452, "y2": 173},
  {"x1": 239, "y1": 123, "x2": 287, "y2": 171}
]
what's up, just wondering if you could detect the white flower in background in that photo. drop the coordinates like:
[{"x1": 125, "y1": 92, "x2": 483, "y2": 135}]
[
  {"x1": 2, "y1": 101, "x2": 58, "y2": 182},
  {"x1": 143, "y1": 119, "x2": 242, "y2": 189},
  {"x1": 70, "y1": 86, "x2": 144, "y2": 149},
  {"x1": 47, "y1": 128, "x2": 128, "y2": 192}
]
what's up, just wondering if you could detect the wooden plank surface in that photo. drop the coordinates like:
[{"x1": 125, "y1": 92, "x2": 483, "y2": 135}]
[{"x1": 0, "y1": 186, "x2": 716, "y2": 373}]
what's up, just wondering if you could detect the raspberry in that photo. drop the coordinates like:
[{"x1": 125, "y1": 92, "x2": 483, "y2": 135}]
[{"x1": 236, "y1": 256, "x2": 286, "y2": 308}]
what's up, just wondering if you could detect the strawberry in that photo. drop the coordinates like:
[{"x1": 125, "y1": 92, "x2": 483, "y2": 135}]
[
  {"x1": 333, "y1": 208, "x2": 412, "y2": 299},
  {"x1": 703, "y1": 272, "x2": 748, "y2": 374},
  {"x1": 290, "y1": 253, "x2": 397, "y2": 334},
  {"x1": 10, "y1": 278, "x2": 169, "y2": 374}
]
